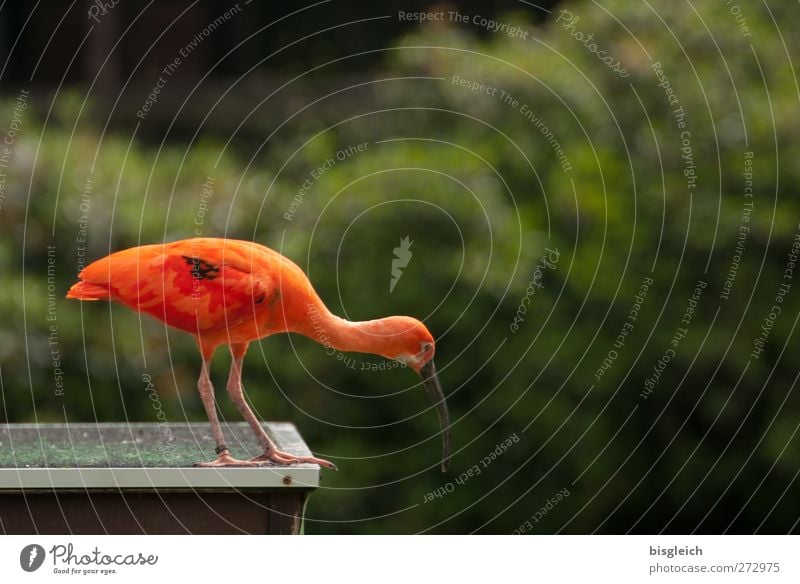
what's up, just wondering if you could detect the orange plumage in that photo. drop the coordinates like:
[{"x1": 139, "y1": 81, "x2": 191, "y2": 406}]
[{"x1": 68, "y1": 237, "x2": 451, "y2": 471}]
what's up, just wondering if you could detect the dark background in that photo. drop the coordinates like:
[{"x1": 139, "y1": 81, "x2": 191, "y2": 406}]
[{"x1": 1, "y1": 0, "x2": 799, "y2": 534}]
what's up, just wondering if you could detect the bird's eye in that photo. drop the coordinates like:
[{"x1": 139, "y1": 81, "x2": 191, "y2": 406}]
[{"x1": 420, "y1": 342, "x2": 432, "y2": 354}]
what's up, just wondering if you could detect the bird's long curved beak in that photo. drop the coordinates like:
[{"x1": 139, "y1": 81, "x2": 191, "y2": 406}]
[{"x1": 420, "y1": 360, "x2": 451, "y2": 472}]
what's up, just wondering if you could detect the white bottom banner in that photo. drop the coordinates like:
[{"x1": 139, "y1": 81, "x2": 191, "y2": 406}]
[{"x1": 0, "y1": 535, "x2": 796, "y2": 582}]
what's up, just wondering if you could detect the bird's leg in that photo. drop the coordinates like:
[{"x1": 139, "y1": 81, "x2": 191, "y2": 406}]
[
  {"x1": 227, "y1": 343, "x2": 337, "y2": 470},
  {"x1": 194, "y1": 347, "x2": 250, "y2": 467}
]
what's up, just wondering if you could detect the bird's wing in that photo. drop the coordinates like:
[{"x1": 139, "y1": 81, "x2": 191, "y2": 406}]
[{"x1": 77, "y1": 240, "x2": 275, "y2": 334}]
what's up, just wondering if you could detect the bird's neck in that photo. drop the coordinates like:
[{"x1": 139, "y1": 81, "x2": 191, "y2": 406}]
[{"x1": 300, "y1": 301, "x2": 399, "y2": 359}]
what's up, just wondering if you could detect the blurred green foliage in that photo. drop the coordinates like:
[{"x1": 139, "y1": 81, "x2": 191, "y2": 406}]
[{"x1": 1, "y1": 0, "x2": 800, "y2": 533}]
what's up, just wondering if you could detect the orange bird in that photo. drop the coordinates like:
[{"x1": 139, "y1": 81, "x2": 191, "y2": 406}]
[{"x1": 67, "y1": 237, "x2": 451, "y2": 471}]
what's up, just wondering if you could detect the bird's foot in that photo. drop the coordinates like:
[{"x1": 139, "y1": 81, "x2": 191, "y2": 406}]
[
  {"x1": 250, "y1": 449, "x2": 337, "y2": 470},
  {"x1": 194, "y1": 452, "x2": 263, "y2": 467}
]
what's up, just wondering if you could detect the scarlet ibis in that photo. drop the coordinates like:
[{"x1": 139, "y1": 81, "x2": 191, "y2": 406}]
[{"x1": 67, "y1": 237, "x2": 451, "y2": 471}]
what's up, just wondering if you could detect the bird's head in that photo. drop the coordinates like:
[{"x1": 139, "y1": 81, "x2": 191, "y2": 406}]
[
  {"x1": 380, "y1": 317, "x2": 452, "y2": 472},
  {"x1": 383, "y1": 316, "x2": 436, "y2": 373}
]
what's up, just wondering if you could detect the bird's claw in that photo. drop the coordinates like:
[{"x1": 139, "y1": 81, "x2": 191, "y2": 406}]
[
  {"x1": 194, "y1": 452, "x2": 259, "y2": 467},
  {"x1": 194, "y1": 450, "x2": 336, "y2": 470},
  {"x1": 250, "y1": 450, "x2": 338, "y2": 470}
]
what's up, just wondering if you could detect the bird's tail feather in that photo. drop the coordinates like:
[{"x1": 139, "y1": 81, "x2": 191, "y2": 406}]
[{"x1": 66, "y1": 281, "x2": 110, "y2": 301}]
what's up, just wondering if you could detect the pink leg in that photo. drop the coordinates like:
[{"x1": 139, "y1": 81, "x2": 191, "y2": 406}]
[
  {"x1": 193, "y1": 340, "x2": 254, "y2": 467},
  {"x1": 226, "y1": 343, "x2": 336, "y2": 470}
]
